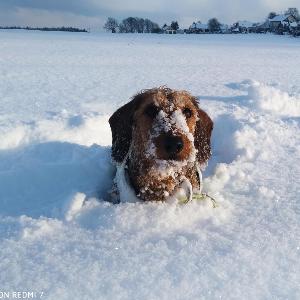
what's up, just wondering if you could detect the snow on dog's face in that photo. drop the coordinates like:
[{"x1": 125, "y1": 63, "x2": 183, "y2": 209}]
[
  {"x1": 133, "y1": 89, "x2": 198, "y2": 167},
  {"x1": 109, "y1": 87, "x2": 213, "y2": 201}
]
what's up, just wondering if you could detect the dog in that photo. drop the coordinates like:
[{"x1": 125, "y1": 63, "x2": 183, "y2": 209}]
[{"x1": 109, "y1": 87, "x2": 213, "y2": 202}]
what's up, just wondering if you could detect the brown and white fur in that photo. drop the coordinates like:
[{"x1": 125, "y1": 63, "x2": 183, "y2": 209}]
[{"x1": 109, "y1": 87, "x2": 213, "y2": 202}]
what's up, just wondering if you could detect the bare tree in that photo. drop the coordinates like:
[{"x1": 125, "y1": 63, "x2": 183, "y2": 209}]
[
  {"x1": 117, "y1": 17, "x2": 161, "y2": 33},
  {"x1": 285, "y1": 8, "x2": 300, "y2": 20},
  {"x1": 171, "y1": 21, "x2": 179, "y2": 31},
  {"x1": 144, "y1": 19, "x2": 161, "y2": 33},
  {"x1": 151, "y1": 22, "x2": 161, "y2": 33},
  {"x1": 208, "y1": 18, "x2": 221, "y2": 32},
  {"x1": 136, "y1": 18, "x2": 145, "y2": 33},
  {"x1": 119, "y1": 17, "x2": 138, "y2": 33},
  {"x1": 104, "y1": 17, "x2": 118, "y2": 33},
  {"x1": 144, "y1": 18, "x2": 152, "y2": 33}
]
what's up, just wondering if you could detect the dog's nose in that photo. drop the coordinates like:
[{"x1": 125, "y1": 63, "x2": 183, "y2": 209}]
[{"x1": 164, "y1": 135, "x2": 184, "y2": 155}]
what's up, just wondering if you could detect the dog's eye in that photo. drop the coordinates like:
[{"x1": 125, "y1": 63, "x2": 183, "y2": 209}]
[
  {"x1": 144, "y1": 105, "x2": 159, "y2": 119},
  {"x1": 183, "y1": 108, "x2": 192, "y2": 118}
]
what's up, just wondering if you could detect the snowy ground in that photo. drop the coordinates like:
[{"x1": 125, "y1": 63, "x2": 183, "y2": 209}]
[{"x1": 0, "y1": 31, "x2": 299, "y2": 299}]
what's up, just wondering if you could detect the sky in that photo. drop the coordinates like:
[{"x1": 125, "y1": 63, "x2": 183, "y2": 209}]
[{"x1": 0, "y1": 0, "x2": 299, "y2": 29}]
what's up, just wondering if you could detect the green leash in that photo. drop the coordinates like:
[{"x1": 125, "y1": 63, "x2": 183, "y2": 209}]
[
  {"x1": 177, "y1": 164, "x2": 218, "y2": 208},
  {"x1": 178, "y1": 192, "x2": 218, "y2": 208}
]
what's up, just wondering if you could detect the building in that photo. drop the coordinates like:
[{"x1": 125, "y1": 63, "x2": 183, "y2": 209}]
[
  {"x1": 269, "y1": 14, "x2": 297, "y2": 32},
  {"x1": 251, "y1": 20, "x2": 271, "y2": 33},
  {"x1": 231, "y1": 21, "x2": 255, "y2": 33},
  {"x1": 162, "y1": 24, "x2": 177, "y2": 34},
  {"x1": 189, "y1": 22, "x2": 209, "y2": 33}
]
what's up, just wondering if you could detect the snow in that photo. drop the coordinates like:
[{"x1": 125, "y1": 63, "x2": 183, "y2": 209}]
[
  {"x1": 170, "y1": 110, "x2": 193, "y2": 137},
  {"x1": 290, "y1": 22, "x2": 299, "y2": 28},
  {"x1": 248, "y1": 80, "x2": 300, "y2": 116},
  {"x1": 143, "y1": 107, "x2": 197, "y2": 184},
  {"x1": 0, "y1": 31, "x2": 300, "y2": 299}
]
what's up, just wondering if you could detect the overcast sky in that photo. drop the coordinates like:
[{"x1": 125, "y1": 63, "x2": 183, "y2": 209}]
[{"x1": 0, "y1": 0, "x2": 299, "y2": 29}]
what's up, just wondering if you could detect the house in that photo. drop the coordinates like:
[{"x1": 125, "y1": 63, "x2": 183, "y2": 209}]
[
  {"x1": 252, "y1": 20, "x2": 271, "y2": 33},
  {"x1": 269, "y1": 14, "x2": 297, "y2": 32},
  {"x1": 231, "y1": 21, "x2": 255, "y2": 33},
  {"x1": 189, "y1": 22, "x2": 209, "y2": 33},
  {"x1": 162, "y1": 24, "x2": 177, "y2": 34},
  {"x1": 231, "y1": 27, "x2": 240, "y2": 33}
]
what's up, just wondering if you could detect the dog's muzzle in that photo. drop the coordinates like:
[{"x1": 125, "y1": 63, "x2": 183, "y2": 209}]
[{"x1": 164, "y1": 134, "x2": 184, "y2": 158}]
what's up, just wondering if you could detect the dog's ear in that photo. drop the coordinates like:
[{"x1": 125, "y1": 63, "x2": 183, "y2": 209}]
[
  {"x1": 109, "y1": 95, "x2": 142, "y2": 163},
  {"x1": 194, "y1": 106, "x2": 213, "y2": 166}
]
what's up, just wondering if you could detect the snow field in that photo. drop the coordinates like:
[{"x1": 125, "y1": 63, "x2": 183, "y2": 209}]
[{"x1": 0, "y1": 31, "x2": 299, "y2": 299}]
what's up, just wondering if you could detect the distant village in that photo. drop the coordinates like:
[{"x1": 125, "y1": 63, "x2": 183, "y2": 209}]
[
  {"x1": 1, "y1": 7, "x2": 299, "y2": 37},
  {"x1": 104, "y1": 7, "x2": 300, "y2": 37}
]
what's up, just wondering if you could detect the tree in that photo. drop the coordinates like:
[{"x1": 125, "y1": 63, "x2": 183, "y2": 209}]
[
  {"x1": 268, "y1": 12, "x2": 277, "y2": 20},
  {"x1": 118, "y1": 17, "x2": 161, "y2": 33},
  {"x1": 136, "y1": 18, "x2": 145, "y2": 33},
  {"x1": 171, "y1": 21, "x2": 179, "y2": 31},
  {"x1": 144, "y1": 19, "x2": 152, "y2": 33},
  {"x1": 151, "y1": 22, "x2": 161, "y2": 33},
  {"x1": 208, "y1": 18, "x2": 221, "y2": 33},
  {"x1": 285, "y1": 8, "x2": 300, "y2": 20},
  {"x1": 144, "y1": 19, "x2": 161, "y2": 33},
  {"x1": 104, "y1": 17, "x2": 118, "y2": 33},
  {"x1": 119, "y1": 17, "x2": 139, "y2": 33},
  {"x1": 118, "y1": 23, "x2": 126, "y2": 33}
]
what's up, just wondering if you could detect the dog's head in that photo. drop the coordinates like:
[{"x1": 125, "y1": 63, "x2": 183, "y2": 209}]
[{"x1": 109, "y1": 87, "x2": 213, "y2": 169}]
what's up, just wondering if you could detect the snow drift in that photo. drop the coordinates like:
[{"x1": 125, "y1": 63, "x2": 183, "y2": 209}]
[{"x1": 242, "y1": 79, "x2": 300, "y2": 117}]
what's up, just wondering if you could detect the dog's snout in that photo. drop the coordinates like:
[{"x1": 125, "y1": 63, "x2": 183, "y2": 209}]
[{"x1": 164, "y1": 135, "x2": 184, "y2": 155}]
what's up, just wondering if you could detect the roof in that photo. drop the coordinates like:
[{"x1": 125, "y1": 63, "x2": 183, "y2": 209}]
[
  {"x1": 163, "y1": 25, "x2": 173, "y2": 31},
  {"x1": 238, "y1": 21, "x2": 254, "y2": 28},
  {"x1": 191, "y1": 22, "x2": 208, "y2": 30},
  {"x1": 269, "y1": 14, "x2": 290, "y2": 22},
  {"x1": 255, "y1": 21, "x2": 270, "y2": 28}
]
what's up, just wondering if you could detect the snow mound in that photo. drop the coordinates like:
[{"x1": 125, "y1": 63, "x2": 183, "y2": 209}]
[
  {"x1": 240, "y1": 80, "x2": 300, "y2": 117},
  {"x1": 0, "y1": 110, "x2": 115, "y2": 218},
  {"x1": 0, "y1": 112, "x2": 111, "y2": 150},
  {"x1": 0, "y1": 142, "x2": 114, "y2": 217}
]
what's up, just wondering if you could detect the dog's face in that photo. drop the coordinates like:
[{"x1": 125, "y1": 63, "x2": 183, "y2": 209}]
[
  {"x1": 133, "y1": 90, "x2": 198, "y2": 163},
  {"x1": 109, "y1": 87, "x2": 213, "y2": 201}
]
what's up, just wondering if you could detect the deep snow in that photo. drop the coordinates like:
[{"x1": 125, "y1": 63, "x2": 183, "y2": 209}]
[{"x1": 0, "y1": 31, "x2": 299, "y2": 299}]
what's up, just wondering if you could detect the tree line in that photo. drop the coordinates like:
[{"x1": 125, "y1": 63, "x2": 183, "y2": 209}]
[
  {"x1": 0, "y1": 26, "x2": 88, "y2": 32},
  {"x1": 104, "y1": 17, "x2": 161, "y2": 33},
  {"x1": 104, "y1": 16, "x2": 224, "y2": 33}
]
